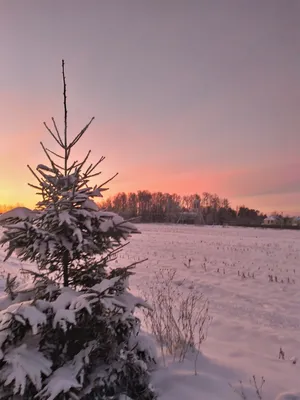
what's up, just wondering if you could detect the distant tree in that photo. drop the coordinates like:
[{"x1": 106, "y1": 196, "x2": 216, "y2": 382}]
[
  {"x1": 202, "y1": 192, "x2": 210, "y2": 208},
  {"x1": 127, "y1": 192, "x2": 138, "y2": 217},
  {"x1": 221, "y1": 198, "x2": 230, "y2": 209},
  {"x1": 112, "y1": 192, "x2": 127, "y2": 212},
  {"x1": 137, "y1": 190, "x2": 152, "y2": 221},
  {"x1": 102, "y1": 196, "x2": 113, "y2": 210}
]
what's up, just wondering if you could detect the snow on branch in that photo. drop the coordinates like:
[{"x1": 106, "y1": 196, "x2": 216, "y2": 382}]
[
  {"x1": 1, "y1": 345, "x2": 52, "y2": 395},
  {"x1": 0, "y1": 207, "x2": 38, "y2": 223}
]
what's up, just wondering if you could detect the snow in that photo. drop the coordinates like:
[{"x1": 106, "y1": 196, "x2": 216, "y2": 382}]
[
  {"x1": 58, "y1": 210, "x2": 74, "y2": 226},
  {"x1": 37, "y1": 164, "x2": 53, "y2": 172},
  {"x1": 69, "y1": 293, "x2": 96, "y2": 314},
  {"x1": 51, "y1": 287, "x2": 79, "y2": 312},
  {"x1": 82, "y1": 199, "x2": 99, "y2": 211},
  {"x1": 73, "y1": 227, "x2": 83, "y2": 243},
  {"x1": 98, "y1": 218, "x2": 114, "y2": 232},
  {"x1": 116, "y1": 290, "x2": 151, "y2": 312},
  {"x1": 0, "y1": 207, "x2": 38, "y2": 222},
  {"x1": 0, "y1": 301, "x2": 47, "y2": 339},
  {"x1": 37, "y1": 365, "x2": 82, "y2": 400},
  {"x1": 1, "y1": 344, "x2": 52, "y2": 395},
  {"x1": 53, "y1": 309, "x2": 76, "y2": 331},
  {"x1": 0, "y1": 223, "x2": 299, "y2": 399},
  {"x1": 110, "y1": 224, "x2": 300, "y2": 399},
  {"x1": 97, "y1": 211, "x2": 140, "y2": 234},
  {"x1": 129, "y1": 330, "x2": 158, "y2": 362},
  {"x1": 36, "y1": 343, "x2": 97, "y2": 399},
  {"x1": 91, "y1": 276, "x2": 121, "y2": 294}
]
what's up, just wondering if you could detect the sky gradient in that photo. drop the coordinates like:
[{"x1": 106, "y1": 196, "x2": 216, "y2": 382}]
[{"x1": 1, "y1": 0, "x2": 300, "y2": 214}]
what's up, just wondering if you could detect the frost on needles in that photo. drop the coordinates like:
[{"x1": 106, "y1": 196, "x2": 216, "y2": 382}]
[{"x1": 0, "y1": 60, "x2": 157, "y2": 400}]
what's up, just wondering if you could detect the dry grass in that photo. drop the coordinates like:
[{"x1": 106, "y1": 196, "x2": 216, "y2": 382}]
[
  {"x1": 140, "y1": 268, "x2": 211, "y2": 373},
  {"x1": 230, "y1": 375, "x2": 266, "y2": 400}
]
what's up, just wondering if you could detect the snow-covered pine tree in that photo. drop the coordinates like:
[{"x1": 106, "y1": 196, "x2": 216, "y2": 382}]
[{"x1": 0, "y1": 60, "x2": 156, "y2": 400}]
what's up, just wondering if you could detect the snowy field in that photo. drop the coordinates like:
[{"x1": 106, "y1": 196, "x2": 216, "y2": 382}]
[{"x1": 0, "y1": 224, "x2": 300, "y2": 399}]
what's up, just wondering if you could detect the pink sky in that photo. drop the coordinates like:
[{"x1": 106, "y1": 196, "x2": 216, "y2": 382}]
[{"x1": 1, "y1": 1, "x2": 300, "y2": 215}]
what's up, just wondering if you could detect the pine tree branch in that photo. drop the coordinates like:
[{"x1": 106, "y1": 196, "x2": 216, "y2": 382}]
[
  {"x1": 105, "y1": 242, "x2": 130, "y2": 258},
  {"x1": 46, "y1": 147, "x2": 64, "y2": 160},
  {"x1": 20, "y1": 268, "x2": 54, "y2": 284},
  {"x1": 121, "y1": 258, "x2": 148, "y2": 270},
  {"x1": 86, "y1": 156, "x2": 105, "y2": 176},
  {"x1": 5, "y1": 274, "x2": 17, "y2": 300},
  {"x1": 77, "y1": 181, "x2": 90, "y2": 190},
  {"x1": 28, "y1": 183, "x2": 42, "y2": 191},
  {"x1": 40, "y1": 142, "x2": 62, "y2": 171},
  {"x1": 87, "y1": 171, "x2": 102, "y2": 179},
  {"x1": 67, "y1": 161, "x2": 78, "y2": 172},
  {"x1": 99, "y1": 173, "x2": 119, "y2": 188},
  {"x1": 43, "y1": 122, "x2": 63, "y2": 147},
  {"x1": 69, "y1": 117, "x2": 95, "y2": 148},
  {"x1": 85, "y1": 156, "x2": 105, "y2": 176},
  {"x1": 27, "y1": 164, "x2": 43, "y2": 184},
  {"x1": 51, "y1": 117, "x2": 64, "y2": 145},
  {"x1": 76, "y1": 150, "x2": 91, "y2": 172},
  {"x1": 28, "y1": 186, "x2": 44, "y2": 196}
]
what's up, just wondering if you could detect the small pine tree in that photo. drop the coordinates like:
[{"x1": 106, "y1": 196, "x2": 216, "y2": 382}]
[{"x1": 0, "y1": 61, "x2": 156, "y2": 399}]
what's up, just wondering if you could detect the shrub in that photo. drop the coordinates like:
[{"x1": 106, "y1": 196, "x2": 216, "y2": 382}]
[{"x1": 141, "y1": 268, "x2": 210, "y2": 373}]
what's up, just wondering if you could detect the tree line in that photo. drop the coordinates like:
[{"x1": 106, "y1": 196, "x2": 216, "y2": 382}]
[{"x1": 98, "y1": 190, "x2": 267, "y2": 225}]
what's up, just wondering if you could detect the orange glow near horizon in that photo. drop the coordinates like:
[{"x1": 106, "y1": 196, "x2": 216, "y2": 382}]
[
  {"x1": 1, "y1": 162, "x2": 298, "y2": 217},
  {"x1": 0, "y1": 114, "x2": 300, "y2": 217}
]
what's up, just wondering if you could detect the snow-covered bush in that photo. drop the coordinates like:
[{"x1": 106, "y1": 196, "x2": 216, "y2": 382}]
[{"x1": 0, "y1": 60, "x2": 156, "y2": 399}]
